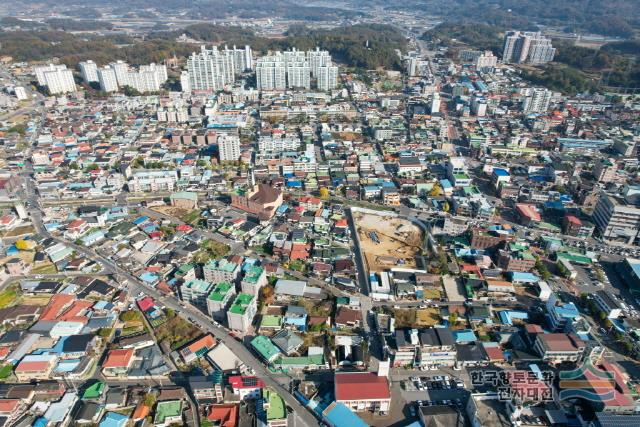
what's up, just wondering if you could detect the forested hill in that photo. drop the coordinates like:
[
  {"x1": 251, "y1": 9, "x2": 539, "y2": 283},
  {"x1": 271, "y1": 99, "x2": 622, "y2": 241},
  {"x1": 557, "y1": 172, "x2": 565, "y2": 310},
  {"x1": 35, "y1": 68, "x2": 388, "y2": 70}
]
[{"x1": 0, "y1": 24, "x2": 407, "y2": 71}]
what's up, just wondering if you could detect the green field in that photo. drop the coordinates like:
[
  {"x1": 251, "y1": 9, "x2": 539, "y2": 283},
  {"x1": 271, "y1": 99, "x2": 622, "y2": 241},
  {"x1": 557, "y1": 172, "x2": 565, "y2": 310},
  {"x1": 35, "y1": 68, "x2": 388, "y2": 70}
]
[
  {"x1": 0, "y1": 287, "x2": 19, "y2": 309},
  {"x1": 0, "y1": 364, "x2": 13, "y2": 380}
]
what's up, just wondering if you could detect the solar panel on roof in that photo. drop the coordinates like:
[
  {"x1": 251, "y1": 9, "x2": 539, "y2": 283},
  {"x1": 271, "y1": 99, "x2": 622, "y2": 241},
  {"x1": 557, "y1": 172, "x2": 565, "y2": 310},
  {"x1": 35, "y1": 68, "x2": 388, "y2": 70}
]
[{"x1": 244, "y1": 377, "x2": 258, "y2": 387}]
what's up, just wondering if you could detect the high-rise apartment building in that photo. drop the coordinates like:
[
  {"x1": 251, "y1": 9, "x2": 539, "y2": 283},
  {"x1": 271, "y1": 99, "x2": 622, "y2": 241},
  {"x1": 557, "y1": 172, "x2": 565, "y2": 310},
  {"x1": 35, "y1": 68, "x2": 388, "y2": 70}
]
[
  {"x1": 187, "y1": 45, "x2": 238, "y2": 92},
  {"x1": 503, "y1": 31, "x2": 555, "y2": 64},
  {"x1": 97, "y1": 67, "x2": 118, "y2": 92},
  {"x1": 317, "y1": 64, "x2": 339, "y2": 91},
  {"x1": 307, "y1": 48, "x2": 332, "y2": 77},
  {"x1": 34, "y1": 64, "x2": 76, "y2": 95},
  {"x1": 475, "y1": 51, "x2": 498, "y2": 71},
  {"x1": 522, "y1": 88, "x2": 552, "y2": 113},
  {"x1": 286, "y1": 60, "x2": 311, "y2": 89},
  {"x1": 180, "y1": 71, "x2": 192, "y2": 94},
  {"x1": 108, "y1": 61, "x2": 130, "y2": 87},
  {"x1": 223, "y1": 45, "x2": 253, "y2": 73},
  {"x1": 218, "y1": 134, "x2": 241, "y2": 162},
  {"x1": 79, "y1": 60, "x2": 99, "y2": 83},
  {"x1": 256, "y1": 56, "x2": 287, "y2": 91}
]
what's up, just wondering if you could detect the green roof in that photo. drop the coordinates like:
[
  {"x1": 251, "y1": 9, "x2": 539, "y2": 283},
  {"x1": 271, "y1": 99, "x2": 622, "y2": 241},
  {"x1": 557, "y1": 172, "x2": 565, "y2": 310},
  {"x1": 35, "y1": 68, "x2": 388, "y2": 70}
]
[
  {"x1": 264, "y1": 389, "x2": 286, "y2": 420},
  {"x1": 556, "y1": 252, "x2": 592, "y2": 265},
  {"x1": 82, "y1": 381, "x2": 105, "y2": 399},
  {"x1": 205, "y1": 258, "x2": 238, "y2": 273},
  {"x1": 250, "y1": 335, "x2": 281, "y2": 361},
  {"x1": 184, "y1": 279, "x2": 212, "y2": 293},
  {"x1": 243, "y1": 265, "x2": 264, "y2": 283},
  {"x1": 208, "y1": 282, "x2": 233, "y2": 301},
  {"x1": 154, "y1": 400, "x2": 182, "y2": 424},
  {"x1": 261, "y1": 315, "x2": 284, "y2": 328},
  {"x1": 229, "y1": 293, "x2": 254, "y2": 315}
]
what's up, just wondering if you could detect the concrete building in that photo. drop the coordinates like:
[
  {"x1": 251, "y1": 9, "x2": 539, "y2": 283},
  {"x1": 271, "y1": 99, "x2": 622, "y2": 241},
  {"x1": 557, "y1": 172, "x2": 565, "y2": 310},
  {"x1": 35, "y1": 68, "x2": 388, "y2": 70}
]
[
  {"x1": 206, "y1": 282, "x2": 236, "y2": 320},
  {"x1": 593, "y1": 193, "x2": 640, "y2": 245},
  {"x1": 182, "y1": 279, "x2": 213, "y2": 307},
  {"x1": 503, "y1": 31, "x2": 555, "y2": 64},
  {"x1": 35, "y1": 64, "x2": 76, "y2": 95},
  {"x1": 227, "y1": 293, "x2": 257, "y2": 333},
  {"x1": 203, "y1": 258, "x2": 241, "y2": 284},
  {"x1": 334, "y1": 372, "x2": 391, "y2": 413},
  {"x1": 187, "y1": 45, "x2": 237, "y2": 91},
  {"x1": 522, "y1": 88, "x2": 552, "y2": 113},
  {"x1": 217, "y1": 134, "x2": 241, "y2": 162},
  {"x1": 97, "y1": 67, "x2": 119, "y2": 93},
  {"x1": 534, "y1": 333, "x2": 585, "y2": 363},
  {"x1": 317, "y1": 64, "x2": 339, "y2": 91},
  {"x1": 475, "y1": 51, "x2": 497, "y2": 71},
  {"x1": 256, "y1": 55, "x2": 287, "y2": 91},
  {"x1": 79, "y1": 60, "x2": 99, "y2": 83},
  {"x1": 593, "y1": 158, "x2": 618, "y2": 183},
  {"x1": 127, "y1": 170, "x2": 178, "y2": 193},
  {"x1": 241, "y1": 265, "x2": 267, "y2": 296},
  {"x1": 593, "y1": 290, "x2": 623, "y2": 319}
]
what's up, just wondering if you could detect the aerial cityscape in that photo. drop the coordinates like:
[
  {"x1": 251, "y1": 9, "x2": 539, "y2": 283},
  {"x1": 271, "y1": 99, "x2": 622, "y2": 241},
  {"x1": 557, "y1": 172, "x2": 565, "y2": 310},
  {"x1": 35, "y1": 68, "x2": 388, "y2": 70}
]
[{"x1": 0, "y1": 0, "x2": 639, "y2": 426}]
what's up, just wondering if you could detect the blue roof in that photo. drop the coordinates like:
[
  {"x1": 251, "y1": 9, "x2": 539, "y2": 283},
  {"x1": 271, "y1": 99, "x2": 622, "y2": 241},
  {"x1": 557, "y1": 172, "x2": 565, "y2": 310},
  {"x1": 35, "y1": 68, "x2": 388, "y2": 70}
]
[
  {"x1": 33, "y1": 417, "x2": 48, "y2": 427},
  {"x1": 453, "y1": 329, "x2": 477, "y2": 343},
  {"x1": 324, "y1": 403, "x2": 369, "y2": 427},
  {"x1": 132, "y1": 216, "x2": 149, "y2": 225},
  {"x1": 100, "y1": 412, "x2": 128, "y2": 427},
  {"x1": 493, "y1": 168, "x2": 509, "y2": 177},
  {"x1": 139, "y1": 272, "x2": 158, "y2": 283},
  {"x1": 499, "y1": 310, "x2": 529, "y2": 325},
  {"x1": 509, "y1": 272, "x2": 539, "y2": 283},
  {"x1": 440, "y1": 179, "x2": 453, "y2": 189},
  {"x1": 552, "y1": 302, "x2": 579, "y2": 319}
]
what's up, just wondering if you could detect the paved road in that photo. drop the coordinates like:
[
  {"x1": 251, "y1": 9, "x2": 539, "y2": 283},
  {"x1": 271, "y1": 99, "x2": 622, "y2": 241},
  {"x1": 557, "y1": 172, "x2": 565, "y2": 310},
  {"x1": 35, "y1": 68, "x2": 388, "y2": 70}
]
[{"x1": 24, "y1": 184, "x2": 317, "y2": 426}]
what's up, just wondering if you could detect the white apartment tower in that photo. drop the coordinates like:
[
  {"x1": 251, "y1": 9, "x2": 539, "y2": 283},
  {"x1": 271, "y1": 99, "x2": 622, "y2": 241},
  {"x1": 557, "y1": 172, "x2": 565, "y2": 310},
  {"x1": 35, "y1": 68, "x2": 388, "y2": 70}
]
[
  {"x1": 223, "y1": 45, "x2": 253, "y2": 73},
  {"x1": 180, "y1": 71, "x2": 192, "y2": 94},
  {"x1": 79, "y1": 60, "x2": 99, "y2": 83},
  {"x1": 307, "y1": 48, "x2": 332, "y2": 77},
  {"x1": 522, "y1": 88, "x2": 552, "y2": 113},
  {"x1": 109, "y1": 61, "x2": 130, "y2": 87},
  {"x1": 218, "y1": 134, "x2": 241, "y2": 162},
  {"x1": 187, "y1": 45, "x2": 237, "y2": 91},
  {"x1": 35, "y1": 65, "x2": 76, "y2": 95},
  {"x1": 97, "y1": 67, "x2": 119, "y2": 92},
  {"x1": 503, "y1": 31, "x2": 555, "y2": 64},
  {"x1": 256, "y1": 56, "x2": 287, "y2": 91},
  {"x1": 317, "y1": 64, "x2": 339, "y2": 91},
  {"x1": 286, "y1": 60, "x2": 311, "y2": 89}
]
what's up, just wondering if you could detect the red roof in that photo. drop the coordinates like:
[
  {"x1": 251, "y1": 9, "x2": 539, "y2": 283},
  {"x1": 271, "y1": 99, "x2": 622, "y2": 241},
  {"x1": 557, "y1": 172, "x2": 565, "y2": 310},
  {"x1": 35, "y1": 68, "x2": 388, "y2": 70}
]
[
  {"x1": 228, "y1": 376, "x2": 265, "y2": 390},
  {"x1": 515, "y1": 203, "x2": 541, "y2": 222},
  {"x1": 137, "y1": 296, "x2": 154, "y2": 312},
  {"x1": 40, "y1": 294, "x2": 75, "y2": 321},
  {"x1": 335, "y1": 372, "x2": 390, "y2": 401},
  {"x1": 566, "y1": 215, "x2": 581, "y2": 226},
  {"x1": 483, "y1": 345, "x2": 506, "y2": 361},
  {"x1": 207, "y1": 404, "x2": 238, "y2": 427},
  {"x1": 103, "y1": 349, "x2": 134, "y2": 368}
]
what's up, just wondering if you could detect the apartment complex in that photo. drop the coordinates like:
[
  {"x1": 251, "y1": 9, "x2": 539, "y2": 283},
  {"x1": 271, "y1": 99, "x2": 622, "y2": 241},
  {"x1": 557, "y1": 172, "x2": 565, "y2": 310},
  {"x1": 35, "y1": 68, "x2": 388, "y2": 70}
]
[
  {"x1": 217, "y1": 134, "x2": 241, "y2": 162},
  {"x1": 185, "y1": 45, "x2": 251, "y2": 92},
  {"x1": 227, "y1": 293, "x2": 257, "y2": 333},
  {"x1": 503, "y1": 31, "x2": 556, "y2": 64},
  {"x1": 206, "y1": 282, "x2": 236, "y2": 320},
  {"x1": 256, "y1": 48, "x2": 338, "y2": 91},
  {"x1": 34, "y1": 64, "x2": 76, "y2": 95}
]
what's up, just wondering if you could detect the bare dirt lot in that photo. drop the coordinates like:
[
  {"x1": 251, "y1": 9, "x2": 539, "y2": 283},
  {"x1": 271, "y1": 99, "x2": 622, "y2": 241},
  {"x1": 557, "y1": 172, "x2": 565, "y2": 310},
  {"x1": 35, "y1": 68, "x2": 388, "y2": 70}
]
[{"x1": 353, "y1": 211, "x2": 423, "y2": 273}]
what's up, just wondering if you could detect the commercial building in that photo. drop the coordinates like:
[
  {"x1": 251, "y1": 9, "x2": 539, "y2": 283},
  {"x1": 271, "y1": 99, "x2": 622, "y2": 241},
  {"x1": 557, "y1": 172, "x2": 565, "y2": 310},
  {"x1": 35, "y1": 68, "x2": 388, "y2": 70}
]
[
  {"x1": 593, "y1": 290, "x2": 623, "y2": 319},
  {"x1": 593, "y1": 193, "x2": 640, "y2": 245},
  {"x1": 206, "y1": 282, "x2": 236, "y2": 320},
  {"x1": 533, "y1": 333, "x2": 585, "y2": 363},
  {"x1": 617, "y1": 258, "x2": 640, "y2": 296},
  {"x1": 227, "y1": 293, "x2": 257, "y2": 333},
  {"x1": 503, "y1": 31, "x2": 555, "y2": 64},
  {"x1": 127, "y1": 170, "x2": 178, "y2": 193},
  {"x1": 334, "y1": 372, "x2": 391, "y2": 413}
]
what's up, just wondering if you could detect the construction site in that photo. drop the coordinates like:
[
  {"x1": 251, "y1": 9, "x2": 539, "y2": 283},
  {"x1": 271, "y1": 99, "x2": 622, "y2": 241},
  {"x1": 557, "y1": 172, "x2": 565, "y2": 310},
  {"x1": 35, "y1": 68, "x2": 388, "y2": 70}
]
[{"x1": 352, "y1": 210, "x2": 424, "y2": 273}]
